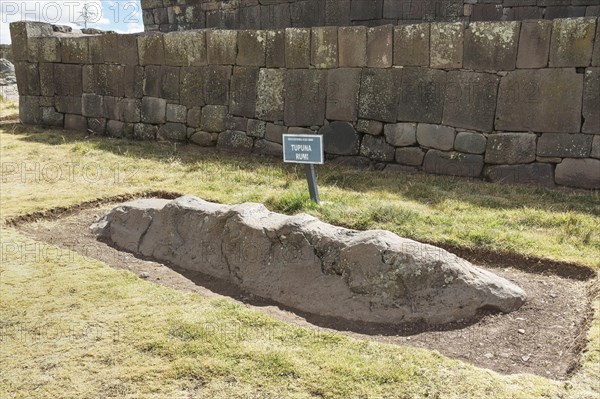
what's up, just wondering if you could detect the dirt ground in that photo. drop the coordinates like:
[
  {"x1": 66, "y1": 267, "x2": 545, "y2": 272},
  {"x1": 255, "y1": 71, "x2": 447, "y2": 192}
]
[{"x1": 13, "y1": 201, "x2": 597, "y2": 380}]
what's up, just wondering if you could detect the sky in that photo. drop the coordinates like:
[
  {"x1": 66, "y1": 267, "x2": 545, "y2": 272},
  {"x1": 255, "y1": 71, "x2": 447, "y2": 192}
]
[{"x1": 1, "y1": 0, "x2": 145, "y2": 44}]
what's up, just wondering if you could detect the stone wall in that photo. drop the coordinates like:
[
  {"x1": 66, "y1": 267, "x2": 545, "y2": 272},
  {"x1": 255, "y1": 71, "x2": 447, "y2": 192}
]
[
  {"x1": 140, "y1": 0, "x2": 600, "y2": 32},
  {"x1": 10, "y1": 19, "x2": 600, "y2": 189}
]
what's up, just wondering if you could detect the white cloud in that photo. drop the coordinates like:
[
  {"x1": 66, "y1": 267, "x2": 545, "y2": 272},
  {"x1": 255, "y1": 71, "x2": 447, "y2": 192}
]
[{"x1": 0, "y1": 1, "x2": 143, "y2": 44}]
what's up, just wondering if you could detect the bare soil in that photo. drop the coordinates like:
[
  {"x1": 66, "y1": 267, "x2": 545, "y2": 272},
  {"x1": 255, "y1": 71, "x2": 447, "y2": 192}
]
[{"x1": 12, "y1": 200, "x2": 597, "y2": 380}]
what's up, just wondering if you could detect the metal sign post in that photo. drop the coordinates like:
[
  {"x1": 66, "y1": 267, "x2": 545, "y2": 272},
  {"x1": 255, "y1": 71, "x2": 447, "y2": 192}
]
[{"x1": 282, "y1": 134, "x2": 324, "y2": 204}]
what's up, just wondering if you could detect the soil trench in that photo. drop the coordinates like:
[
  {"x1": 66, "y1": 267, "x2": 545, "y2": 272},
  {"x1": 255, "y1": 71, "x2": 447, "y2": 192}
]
[{"x1": 12, "y1": 201, "x2": 597, "y2": 380}]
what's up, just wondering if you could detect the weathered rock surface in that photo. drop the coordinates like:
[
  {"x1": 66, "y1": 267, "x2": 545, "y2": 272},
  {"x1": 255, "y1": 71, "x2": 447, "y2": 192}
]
[{"x1": 92, "y1": 196, "x2": 527, "y2": 325}]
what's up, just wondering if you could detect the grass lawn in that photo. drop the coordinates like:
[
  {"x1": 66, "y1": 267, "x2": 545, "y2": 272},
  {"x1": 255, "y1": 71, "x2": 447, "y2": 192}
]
[{"x1": 1, "y1": 117, "x2": 599, "y2": 398}]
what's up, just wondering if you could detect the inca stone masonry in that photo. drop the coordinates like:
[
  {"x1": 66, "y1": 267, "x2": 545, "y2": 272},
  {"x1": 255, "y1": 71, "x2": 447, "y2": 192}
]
[{"x1": 9, "y1": 2, "x2": 600, "y2": 189}]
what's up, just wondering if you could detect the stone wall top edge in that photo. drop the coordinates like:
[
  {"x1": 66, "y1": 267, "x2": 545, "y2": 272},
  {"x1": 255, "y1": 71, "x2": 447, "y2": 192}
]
[{"x1": 9, "y1": 16, "x2": 599, "y2": 39}]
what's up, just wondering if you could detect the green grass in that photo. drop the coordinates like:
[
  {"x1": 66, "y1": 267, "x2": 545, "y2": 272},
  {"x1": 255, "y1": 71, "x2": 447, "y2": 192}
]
[{"x1": 1, "y1": 123, "x2": 599, "y2": 398}]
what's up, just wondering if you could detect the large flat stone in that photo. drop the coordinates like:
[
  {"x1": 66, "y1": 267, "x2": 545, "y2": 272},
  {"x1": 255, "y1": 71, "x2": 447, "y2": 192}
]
[
  {"x1": 358, "y1": 68, "x2": 402, "y2": 123},
  {"x1": 422, "y1": 150, "x2": 484, "y2": 177},
  {"x1": 311, "y1": 27, "x2": 338, "y2": 69},
  {"x1": 179, "y1": 67, "x2": 204, "y2": 107},
  {"x1": 91, "y1": 196, "x2": 526, "y2": 325},
  {"x1": 320, "y1": 122, "x2": 360, "y2": 155},
  {"x1": 237, "y1": 31, "x2": 266, "y2": 66},
  {"x1": 549, "y1": 17, "x2": 596, "y2": 67},
  {"x1": 582, "y1": 68, "x2": 600, "y2": 133},
  {"x1": 516, "y1": 20, "x2": 552, "y2": 69},
  {"x1": 485, "y1": 164, "x2": 555, "y2": 187},
  {"x1": 537, "y1": 134, "x2": 593, "y2": 158},
  {"x1": 164, "y1": 31, "x2": 207, "y2": 66},
  {"x1": 495, "y1": 69, "x2": 583, "y2": 133},
  {"x1": 284, "y1": 69, "x2": 327, "y2": 127},
  {"x1": 367, "y1": 25, "x2": 393, "y2": 68},
  {"x1": 555, "y1": 158, "x2": 600, "y2": 189},
  {"x1": 141, "y1": 97, "x2": 167, "y2": 124},
  {"x1": 207, "y1": 30, "x2": 237, "y2": 65},
  {"x1": 442, "y1": 71, "x2": 499, "y2": 133},
  {"x1": 384, "y1": 123, "x2": 417, "y2": 147},
  {"x1": 285, "y1": 28, "x2": 311, "y2": 68},
  {"x1": 398, "y1": 67, "x2": 446, "y2": 124},
  {"x1": 230, "y1": 67, "x2": 259, "y2": 118},
  {"x1": 485, "y1": 133, "x2": 537, "y2": 165},
  {"x1": 326, "y1": 68, "x2": 361, "y2": 122},
  {"x1": 393, "y1": 24, "x2": 430, "y2": 66},
  {"x1": 256, "y1": 69, "x2": 284, "y2": 122},
  {"x1": 416, "y1": 124, "x2": 455, "y2": 151},
  {"x1": 464, "y1": 21, "x2": 519, "y2": 71},
  {"x1": 430, "y1": 22, "x2": 463, "y2": 69},
  {"x1": 138, "y1": 33, "x2": 165, "y2": 65},
  {"x1": 360, "y1": 135, "x2": 395, "y2": 162},
  {"x1": 339, "y1": 27, "x2": 367, "y2": 67}
]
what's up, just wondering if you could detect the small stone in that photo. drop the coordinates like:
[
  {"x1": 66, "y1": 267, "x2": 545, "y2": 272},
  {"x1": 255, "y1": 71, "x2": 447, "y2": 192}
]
[
  {"x1": 140, "y1": 272, "x2": 150, "y2": 279},
  {"x1": 521, "y1": 355, "x2": 531, "y2": 362},
  {"x1": 518, "y1": 329, "x2": 525, "y2": 334},
  {"x1": 484, "y1": 352, "x2": 494, "y2": 359}
]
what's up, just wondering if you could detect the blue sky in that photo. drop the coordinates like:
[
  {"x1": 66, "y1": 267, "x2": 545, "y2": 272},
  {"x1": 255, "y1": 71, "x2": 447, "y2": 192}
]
[{"x1": 1, "y1": 0, "x2": 145, "y2": 44}]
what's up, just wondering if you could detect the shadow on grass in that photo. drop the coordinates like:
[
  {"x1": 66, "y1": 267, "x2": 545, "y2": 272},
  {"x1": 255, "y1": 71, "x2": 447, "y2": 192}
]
[{"x1": 7, "y1": 124, "x2": 600, "y2": 216}]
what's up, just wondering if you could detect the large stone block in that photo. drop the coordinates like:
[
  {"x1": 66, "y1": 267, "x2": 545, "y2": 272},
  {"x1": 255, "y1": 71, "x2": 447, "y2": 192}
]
[
  {"x1": 367, "y1": 25, "x2": 393, "y2": 68},
  {"x1": 285, "y1": 28, "x2": 311, "y2": 68},
  {"x1": 40, "y1": 107, "x2": 63, "y2": 127},
  {"x1": 537, "y1": 134, "x2": 593, "y2": 158},
  {"x1": 186, "y1": 108, "x2": 202, "y2": 128},
  {"x1": 180, "y1": 67, "x2": 204, "y2": 107},
  {"x1": 320, "y1": 122, "x2": 360, "y2": 155},
  {"x1": 395, "y1": 147, "x2": 425, "y2": 166},
  {"x1": 82, "y1": 94, "x2": 104, "y2": 118},
  {"x1": 103, "y1": 97, "x2": 120, "y2": 121},
  {"x1": 265, "y1": 123, "x2": 287, "y2": 144},
  {"x1": 141, "y1": 97, "x2": 167, "y2": 124},
  {"x1": 454, "y1": 132, "x2": 487, "y2": 154},
  {"x1": 423, "y1": 150, "x2": 484, "y2": 178},
  {"x1": 54, "y1": 64, "x2": 82, "y2": 96},
  {"x1": 384, "y1": 123, "x2": 417, "y2": 147},
  {"x1": 206, "y1": 30, "x2": 237, "y2": 65},
  {"x1": 593, "y1": 22, "x2": 600, "y2": 66},
  {"x1": 55, "y1": 96, "x2": 82, "y2": 115},
  {"x1": 123, "y1": 66, "x2": 144, "y2": 98},
  {"x1": 203, "y1": 65, "x2": 231, "y2": 105},
  {"x1": 442, "y1": 71, "x2": 499, "y2": 133},
  {"x1": 549, "y1": 18, "x2": 596, "y2": 67},
  {"x1": 485, "y1": 164, "x2": 555, "y2": 187},
  {"x1": 247, "y1": 119, "x2": 266, "y2": 138},
  {"x1": 118, "y1": 34, "x2": 139, "y2": 65},
  {"x1": 416, "y1": 124, "x2": 455, "y2": 151},
  {"x1": 311, "y1": 27, "x2": 338, "y2": 69},
  {"x1": 592, "y1": 136, "x2": 600, "y2": 159},
  {"x1": 64, "y1": 114, "x2": 87, "y2": 131},
  {"x1": 158, "y1": 123, "x2": 187, "y2": 141},
  {"x1": 166, "y1": 104, "x2": 187, "y2": 123},
  {"x1": 430, "y1": 22, "x2": 463, "y2": 69},
  {"x1": 118, "y1": 99, "x2": 142, "y2": 123},
  {"x1": 555, "y1": 158, "x2": 600, "y2": 189},
  {"x1": 485, "y1": 133, "x2": 537, "y2": 165},
  {"x1": 516, "y1": 20, "x2": 552, "y2": 69},
  {"x1": 107, "y1": 120, "x2": 125, "y2": 138},
  {"x1": 230, "y1": 67, "x2": 259, "y2": 118},
  {"x1": 38, "y1": 37, "x2": 61, "y2": 63},
  {"x1": 164, "y1": 31, "x2": 207, "y2": 66},
  {"x1": 254, "y1": 139, "x2": 283, "y2": 156},
  {"x1": 464, "y1": 21, "x2": 519, "y2": 71},
  {"x1": 495, "y1": 69, "x2": 583, "y2": 133},
  {"x1": 256, "y1": 69, "x2": 284, "y2": 122},
  {"x1": 339, "y1": 27, "x2": 367, "y2": 67},
  {"x1": 201, "y1": 105, "x2": 228, "y2": 132},
  {"x1": 326, "y1": 68, "x2": 361, "y2": 122},
  {"x1": 39, "y1": 63, "x2": 55, "y2": 97},
  {"x1": 14, "y1": 62, "x2": 40, "y2": 96},
  {"x1": 190, "y1": 131, "x2": 218, "y2": 147},
  {"x1": 360, "y1": 135, "x2": 395, "y2": 162},
  {"x1": 61, "y1": 37, "x2": 90, "y2": 64},
  {"x1": 265, "y1": 30, "x2": 286, "y2": 68},
  {"x1": 398, "y1": 67, "x2": 446, "y2": 124},
  {"x1": 284, "y1": 69, "x2": 327, "y2": 127},
  {"x1": 87, "y1": 118, "x2": 106, "y2": 135},
  {"x1": 92, "y1": 195, "x2": 527, "y2": 325},
  {"x1": 217, "y1": 130, "x2": 254, "y2": 152},
  {"x1": 19, "y1": 96, "x2": 42, "y2": 125},
  {"x1": 237, "y1": 31, "x2": 266, "y2": 66},
  {"x1": 393, "y1": 24, "x2": 430, "y2": 67},
  {"x1": 134, "y1": 123, "x2": 158, "y2": 140},
  {"x1": 359, "y1": 68, "x2": 402, "y2": 123},
  {"x1": 583, "y1": 67, "x2": 600, "y2": 133},
  {"x1": 138, "y1": 32, "x2": 165, "y2": 65}
]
